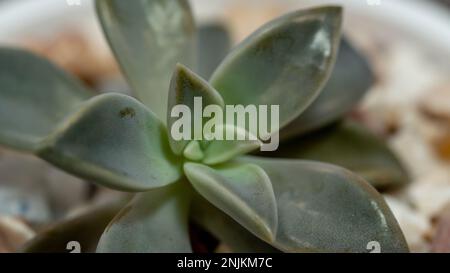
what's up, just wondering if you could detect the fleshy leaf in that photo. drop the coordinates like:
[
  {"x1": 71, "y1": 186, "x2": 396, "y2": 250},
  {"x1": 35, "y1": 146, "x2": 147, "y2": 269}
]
[
  {"x1": 22, "y1": 201, "x2": 125, "y2": 253},
  {"x1": 280, "y1": 38, "x2": 374, "y2": 139},
  {"x1": 0, "y1": 48, "x2": 93, "y2": 152},
  {"x1": 183, "y1": 141, "x2": 204, "y2": 162},
  {"x1": 197, "y1": 24, "x2": 231, "y2": 79},
  {"x1": 38, "y1": 93, "x2": 181, "y2": 192},
  {"x1": 241, "y1": 156, "x2": 409, "y2": 252},
  {"x1": 96, "y1": 181, "x2": 192, "y2": 253},
  {"x1": 202, "y1": 124, "x2": 261, "y2": 165},
  {"x1": 184, "y1": 162, "x2": 277, "y2": 242},
  {"x1": 191, "y1": 193, "x2": 280, "y2": 253},
  {"x1": 167, "y1": 64, "x2": 225, "y2": 155},
  {"x1": 265, "y1": 121, "x2": 409, "y2": 190},
  {"x1": 96, "y1": 0, "x2": 196, "y2": 121},
  {"x1": 210, "y1": 6, "x2": 342, "y2": 132}
]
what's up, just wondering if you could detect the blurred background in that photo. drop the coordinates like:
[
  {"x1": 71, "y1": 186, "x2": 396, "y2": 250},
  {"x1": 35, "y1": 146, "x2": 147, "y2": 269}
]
[{"x1": 0, "y1": 0, "x2": 449, "y2": 253}]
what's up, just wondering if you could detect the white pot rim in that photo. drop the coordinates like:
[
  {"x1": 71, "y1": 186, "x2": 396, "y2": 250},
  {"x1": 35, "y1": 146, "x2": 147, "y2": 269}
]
[{"x1": 0, "y1": 0, "x2": 449, "y2": 58}]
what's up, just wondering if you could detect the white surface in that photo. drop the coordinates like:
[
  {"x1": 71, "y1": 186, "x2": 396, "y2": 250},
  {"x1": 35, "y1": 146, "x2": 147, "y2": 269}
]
[{"x1": 0, "y1": 0, "x2": 448, "y2": 63}]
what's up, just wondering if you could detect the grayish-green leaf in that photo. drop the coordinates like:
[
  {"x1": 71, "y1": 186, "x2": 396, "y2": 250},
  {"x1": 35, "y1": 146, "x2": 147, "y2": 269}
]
[
  {"x1": 241, "y1": 156, "x2": 409, "y2": 252},
  {"x1": 202, "y1": 124, "x2": 261, "y2": 165},
  {"x1": 97, "y1": 181, "x2": 192, "y2": 253},
  {"x1": 184, "y1": 162, "x2": 277, "y2": 242},
  {"x1": 210, "y1": 6, "x2": 342, "y2": 132},
  {"x1": 38, "y1": 93, "x2": 181, "y2": 192},
  {"x1": 197, "y1": 24, "x2": 231, "y2": 79},
  {"x1": 266, "y1": 121, "x2": 409, "y2": 190},
  {"x1": 0, "y1": 48, "x2": 93, "y2": 152},
  {"x1": 167, "y1": 64, "x2": 224, "y2": 155},
  {"x1": 96, "y1": 0, "x2": 196, "y2": 121},
  {"x1": 191, "y1": 194, "x2": 280, "y2": 253},
  {"x1": 183, "y1": 140, "x2": 204, "y2": 161},
  {"x1": 22, "y1": 201, "x2": 125, "y2": 253},
  {"x1": 280, "y1": 38, "x2": 374, "y2": 140}
]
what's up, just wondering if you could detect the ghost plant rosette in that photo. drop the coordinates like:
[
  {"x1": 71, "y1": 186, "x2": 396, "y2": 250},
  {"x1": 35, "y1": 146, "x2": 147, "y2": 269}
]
[{"x1": 0, "y1": 0, "x2": 408, "y2": 252}]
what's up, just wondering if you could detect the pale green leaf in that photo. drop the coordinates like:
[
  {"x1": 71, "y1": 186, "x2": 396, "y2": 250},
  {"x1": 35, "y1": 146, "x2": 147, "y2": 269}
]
[
  {"x1": 167, "y1": 64, "x2": 224, "y2": 155},
  {"x1": 210, "y1": 6, "x2": 342, "y2": 133},
  {"x1": 184, "y1": 162, "x2": 277, "y2": 242},
  {"x1": 0, "y1": 48, "x2": 93, "y2": 152},
  {"x1": 96, "y1": 181, "x2": 192, "y2": 253},
  {"x1": 183, "y1": 140, "x2": 204, "y2": 161},
  {"x1": 38, "y1": 93, "x2": 181, "y2": 192},
  {"x1": 202, "y1": 124, "x2": 261, "y2": 165},
  {"x1": 96, "y1": 0, "x2": 196, "y2": 121},
  {"x1": 241, "y1": 156, "x2": 409, "y2": 252}
]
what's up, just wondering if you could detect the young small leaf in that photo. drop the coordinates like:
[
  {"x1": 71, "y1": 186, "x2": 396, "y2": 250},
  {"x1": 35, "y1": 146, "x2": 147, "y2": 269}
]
[
  {"x1": 202, "y1": 124, "x2": 261, "y2": 165},
  {"x1": 167, "y1": 64, "x2": 225, "y2": 155},
  {"x1": 183, "y1": 140, "x2": 204, "y2": 161}
]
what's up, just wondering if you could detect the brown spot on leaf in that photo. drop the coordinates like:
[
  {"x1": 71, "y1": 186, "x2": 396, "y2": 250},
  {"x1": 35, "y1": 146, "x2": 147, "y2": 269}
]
[{"x1": 119, "y1": 107, "x2": 136, "y2": 119}]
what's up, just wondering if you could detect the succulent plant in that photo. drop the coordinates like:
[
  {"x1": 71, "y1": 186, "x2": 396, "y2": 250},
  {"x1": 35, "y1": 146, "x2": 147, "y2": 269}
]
[{"x1": 0, "y1": 0, "x2": 409, "y2": 252}]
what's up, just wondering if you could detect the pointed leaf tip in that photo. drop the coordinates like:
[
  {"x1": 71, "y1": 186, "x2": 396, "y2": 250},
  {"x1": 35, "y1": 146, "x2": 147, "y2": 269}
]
[
  {"x1": 96, "y1": 0, "x2": 196, "y2": 121},
  {"x1": 38, "y1": 93, "x2": 182, "y2": 192},
  {"x1": 184, "y1": 162, "x2": 278, "y2": 242},
  {"x1": 168, "y1": 64, "x2": 225, "y2": 155},
  {"x1": 183, "y1": 141, "x2": 204, "y2": 161},
  {"x1": 0, "y1": 48, "x2": 93, "y2": 152},
  {"x1": 210, "y1": 6, "x2": 343, "y2": 133},
  {"x1": 280, "y1": 38, "x2": 374, "y2": 139}
]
